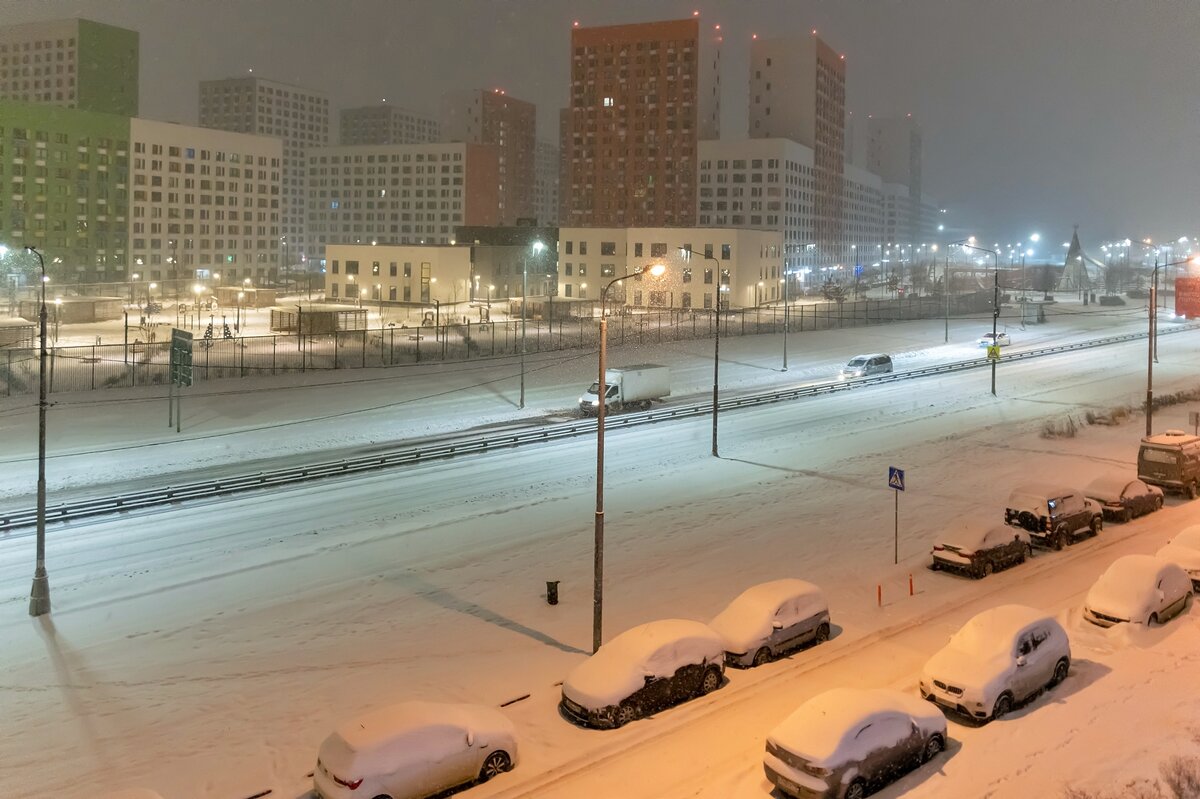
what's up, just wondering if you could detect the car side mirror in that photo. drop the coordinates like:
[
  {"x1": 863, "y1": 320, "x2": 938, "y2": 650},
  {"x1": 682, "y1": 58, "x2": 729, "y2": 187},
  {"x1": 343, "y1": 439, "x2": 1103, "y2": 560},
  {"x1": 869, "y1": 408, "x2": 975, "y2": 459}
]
[
  {"x1": 772, "y1": 620, "x2": 784, "y2": 630},
  {"x1": 1016, "y1": 655, "x2": 1027, "y2": 667},
  {"x1": 644, "y1": 673, "x2": 656, "y2": 684},
  {"x1": 466, "y1": 730, "x2": 475, "y2": 747}
]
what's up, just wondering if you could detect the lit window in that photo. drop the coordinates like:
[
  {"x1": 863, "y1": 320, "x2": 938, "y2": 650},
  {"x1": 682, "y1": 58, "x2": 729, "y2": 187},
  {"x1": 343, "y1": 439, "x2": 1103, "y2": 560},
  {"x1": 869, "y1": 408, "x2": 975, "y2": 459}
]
[{"x1": 603, "y1": 97, "x2": 614, "y2": 107}]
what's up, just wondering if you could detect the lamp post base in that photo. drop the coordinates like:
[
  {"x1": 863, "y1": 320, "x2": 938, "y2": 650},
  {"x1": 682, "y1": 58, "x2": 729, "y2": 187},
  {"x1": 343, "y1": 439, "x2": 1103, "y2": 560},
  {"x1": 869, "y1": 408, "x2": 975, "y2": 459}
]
[{"x1": 29, "y1": 568, "x2": 50, "y2": 616}]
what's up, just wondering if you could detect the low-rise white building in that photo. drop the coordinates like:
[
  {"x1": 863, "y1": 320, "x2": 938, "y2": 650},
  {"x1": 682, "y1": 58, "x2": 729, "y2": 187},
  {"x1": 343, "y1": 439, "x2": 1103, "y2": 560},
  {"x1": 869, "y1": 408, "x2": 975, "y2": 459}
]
[
  {"x1": 323, "y1": 243, "x2": 472, "y2": 306},
  {"x1": 555, "y1": 227, "x2": 783, "y2": 311}
]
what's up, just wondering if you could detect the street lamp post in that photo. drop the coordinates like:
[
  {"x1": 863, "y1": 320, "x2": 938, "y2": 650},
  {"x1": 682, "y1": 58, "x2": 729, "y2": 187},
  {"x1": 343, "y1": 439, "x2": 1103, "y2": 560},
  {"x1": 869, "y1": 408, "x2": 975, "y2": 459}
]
[
  {"x1": 129, "y1": 272, "x2": 139, "y2": 304},
  {"x1": 956, "y1": 241, "x2": 1000, "y2": 395},
  {"x1": 593, "y1": 262, "x2": 666, "y2": 653},
  {"x1": 680, "y1": 247, "x2": 723, "y2": 457},
  {"x1": 520, "y1": 241, "x2": 545, "y2": 410},
  {"x1": 24, "y1": 246, "x2": 51, "y2": 616}
]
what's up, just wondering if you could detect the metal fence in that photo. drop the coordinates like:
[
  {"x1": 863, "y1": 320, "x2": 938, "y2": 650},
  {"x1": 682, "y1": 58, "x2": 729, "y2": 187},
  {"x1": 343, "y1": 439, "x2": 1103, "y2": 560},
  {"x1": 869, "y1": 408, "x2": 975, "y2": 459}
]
[{"x1": 0, "y1": 293, "x2": 996, "y2": 397}]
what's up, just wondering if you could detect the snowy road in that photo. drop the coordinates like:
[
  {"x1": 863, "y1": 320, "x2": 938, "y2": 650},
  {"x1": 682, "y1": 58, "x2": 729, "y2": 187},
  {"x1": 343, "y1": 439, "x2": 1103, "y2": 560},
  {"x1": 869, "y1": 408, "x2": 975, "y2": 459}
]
[{"x1": 1, "y1": 302, "x2": 1197, "y2": 798}]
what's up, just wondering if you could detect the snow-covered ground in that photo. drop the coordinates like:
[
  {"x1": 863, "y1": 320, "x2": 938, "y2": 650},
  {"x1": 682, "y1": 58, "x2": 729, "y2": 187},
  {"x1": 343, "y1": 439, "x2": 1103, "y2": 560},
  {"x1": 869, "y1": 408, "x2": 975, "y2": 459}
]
[{"x1": 1, "y1": 300, "x2": 1197, "y2": 799}]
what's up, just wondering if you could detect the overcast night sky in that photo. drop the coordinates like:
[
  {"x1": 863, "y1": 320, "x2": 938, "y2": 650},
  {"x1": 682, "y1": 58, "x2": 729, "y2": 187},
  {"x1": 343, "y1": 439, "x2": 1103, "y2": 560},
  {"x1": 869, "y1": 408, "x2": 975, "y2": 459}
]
[{"x1": 2, "y1": 0, "x2": 1198, "y2": 251}]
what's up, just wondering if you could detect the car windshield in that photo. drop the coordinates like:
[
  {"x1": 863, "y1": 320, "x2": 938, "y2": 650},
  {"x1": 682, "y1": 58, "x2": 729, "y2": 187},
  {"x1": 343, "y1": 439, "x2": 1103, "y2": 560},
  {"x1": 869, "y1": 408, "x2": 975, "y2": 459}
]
[{"x1": 846, "y1": 358, "x2": 867, "y2": 367}]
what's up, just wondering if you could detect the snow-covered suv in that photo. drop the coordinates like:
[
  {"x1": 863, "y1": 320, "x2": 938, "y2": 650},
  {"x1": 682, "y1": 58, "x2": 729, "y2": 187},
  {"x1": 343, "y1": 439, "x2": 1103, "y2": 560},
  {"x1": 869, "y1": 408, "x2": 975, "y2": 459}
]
[{"x1": 1004, "y1": 484, "x2": 1102, "y2": 550}]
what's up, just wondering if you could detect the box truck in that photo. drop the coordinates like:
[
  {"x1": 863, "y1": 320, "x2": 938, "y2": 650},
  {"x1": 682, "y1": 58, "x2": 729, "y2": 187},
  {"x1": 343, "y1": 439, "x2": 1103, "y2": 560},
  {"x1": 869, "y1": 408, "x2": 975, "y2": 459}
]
[{"x1": 579, "y1": 364, "x2": 670, "y2": 415}]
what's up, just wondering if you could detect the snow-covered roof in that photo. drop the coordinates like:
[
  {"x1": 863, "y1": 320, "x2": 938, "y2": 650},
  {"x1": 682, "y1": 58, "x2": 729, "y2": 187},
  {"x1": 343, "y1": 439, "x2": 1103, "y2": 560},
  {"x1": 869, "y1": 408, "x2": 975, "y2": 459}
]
[
  {"x1": 768, "y1": 688, "x2": 943, "y2": 767},
  {"x1": 939, "y1": 520, "x2": 1029, "y2": 553},
  {"x1": 1084, "y1": 474, "x2": 1142, "y2": 503},
  {"x1": 1087, "y1": 555, "x2": 1179, "y2": 618},
  {"x1": 709, "y1": 579, "x2": 827, "y2": 653},
  {"x1": 562, "y1": 619, "x2": 724, "y2": 709},
  {"x1": 951, "y1": 605, "x2": 1047, "y2": 656},
  {"x1": 322, "y1": 701, "x2": 511, "y2": 768},
  {"x1": 1143, "y1": 430, "x2": 1200, "y2": 447},
  {"x1": 1173, "y1": 525, "x2": 1200, "y2": 550},
  {"x1": 1010, "y1": 483, "x2": 1077, "y2": 501}
]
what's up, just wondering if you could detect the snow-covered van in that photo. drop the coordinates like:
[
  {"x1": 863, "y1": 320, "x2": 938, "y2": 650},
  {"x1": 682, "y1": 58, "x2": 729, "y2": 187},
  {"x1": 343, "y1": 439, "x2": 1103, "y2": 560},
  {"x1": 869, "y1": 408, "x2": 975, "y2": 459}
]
[{"x1": 1138, "y1": 430, "x2": 1200, "y2": 498}]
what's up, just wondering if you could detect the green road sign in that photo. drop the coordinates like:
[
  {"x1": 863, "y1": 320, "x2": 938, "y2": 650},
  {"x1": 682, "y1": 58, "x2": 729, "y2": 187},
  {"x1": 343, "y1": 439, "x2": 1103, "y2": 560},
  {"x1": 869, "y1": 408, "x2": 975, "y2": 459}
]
[{"x1": 170, "y1": 327, "x2": 193, "y2": 386}]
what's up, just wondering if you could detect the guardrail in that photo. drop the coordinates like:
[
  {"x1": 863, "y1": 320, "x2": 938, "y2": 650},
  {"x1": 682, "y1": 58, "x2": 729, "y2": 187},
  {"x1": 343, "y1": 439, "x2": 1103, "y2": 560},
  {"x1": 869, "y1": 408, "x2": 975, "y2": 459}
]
[{"x1": 1, "y1": 324, "x2": 1194, "y2": 533}]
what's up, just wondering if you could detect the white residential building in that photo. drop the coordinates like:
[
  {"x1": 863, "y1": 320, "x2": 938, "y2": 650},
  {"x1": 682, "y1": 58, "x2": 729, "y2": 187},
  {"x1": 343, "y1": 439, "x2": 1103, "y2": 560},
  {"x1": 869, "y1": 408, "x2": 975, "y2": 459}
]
[
  {"x1": 199, "y1": 76, "x2": 330, "y2": 271},
  {"x1": 339, "y1": 104, "x2": 439, "y2": 145},
  {"x1": 128, "y1": 118, "x2": 282, "y2": 284},
  {"x1": 534, "y1": 140, "x2": 559, "y2": 226},
  {"x1": 323, "y1": 243, "x2": 472, "y2": 305}
]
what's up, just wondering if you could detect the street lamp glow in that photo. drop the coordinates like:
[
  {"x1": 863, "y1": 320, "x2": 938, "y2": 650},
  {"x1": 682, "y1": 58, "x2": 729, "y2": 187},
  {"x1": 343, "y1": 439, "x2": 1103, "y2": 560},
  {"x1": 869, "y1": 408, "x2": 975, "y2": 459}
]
[{"x1": 1030, "y1": 232, "x2": 1041, "y2": 243}]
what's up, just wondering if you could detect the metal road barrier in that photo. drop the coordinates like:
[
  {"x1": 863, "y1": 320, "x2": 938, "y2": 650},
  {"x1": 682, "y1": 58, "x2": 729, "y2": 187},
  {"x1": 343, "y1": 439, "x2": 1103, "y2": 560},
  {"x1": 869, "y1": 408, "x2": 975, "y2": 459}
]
[{"x1": 1, "y1": 324, "x2": 1195, "y2": 533}]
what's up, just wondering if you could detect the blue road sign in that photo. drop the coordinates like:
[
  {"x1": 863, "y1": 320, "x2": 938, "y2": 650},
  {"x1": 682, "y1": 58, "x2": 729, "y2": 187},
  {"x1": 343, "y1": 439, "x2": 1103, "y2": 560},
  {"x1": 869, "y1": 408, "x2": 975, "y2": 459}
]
[{"x1": 888, "y1": 466, "x2": 905, "y2": 491}]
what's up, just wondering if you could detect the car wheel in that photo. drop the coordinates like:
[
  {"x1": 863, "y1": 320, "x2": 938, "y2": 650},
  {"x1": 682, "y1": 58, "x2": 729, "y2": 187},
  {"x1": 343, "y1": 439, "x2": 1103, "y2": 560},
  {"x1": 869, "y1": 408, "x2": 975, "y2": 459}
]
[
  {"x1": 1123, "y1": 508, "x2": 1133, "y2": 523},
  {"x1": 930, "y1": 561, "x2": 941, "y2": 571},
  {"x1": 479, "y1": 751, "x2": 513, "y2": 782},
  {"x1": 1090, "y1": 516, "x2": 1103, "y2": 535},
  {"x1": 1156, "y1": 495, "x2": 1164, "y2": 511},
  {"x1": 615, "y1": 704, "x2": 638, "y2": 727},
  {"x1": 1189, "y1": 482, "x2": 1199, "y2": 500},
  {"x1": 1049, "y1": 657, "x2": 1070, "y2": 688},
  {"x1": 1052, "y1": 526, "x2": 1067, "y2": 551},
  {"x1": 1149, "y1": 612, "x2": 1160, "y2": 627},
  {"x1": 923, "y1": 734, "x2": 945, "y2": 763},
  {"x1": 752, "y1": 647, "x2": 772, "y2": 667},
  {"x1": 814, "y1": 622, "x2": 831, "y2": 645},
  {"x1": 844, "y1": 778, "x2": 867, "y2": 799},
  {"x1": 992, "y1": 693, "x2": 1013, "y2": 720},
  {"x1": 979, "y1": 561, "x2": 994, "y2": 579},
  {"x1": 699, "y1": 666, "x2": 722, "y2": 695}
]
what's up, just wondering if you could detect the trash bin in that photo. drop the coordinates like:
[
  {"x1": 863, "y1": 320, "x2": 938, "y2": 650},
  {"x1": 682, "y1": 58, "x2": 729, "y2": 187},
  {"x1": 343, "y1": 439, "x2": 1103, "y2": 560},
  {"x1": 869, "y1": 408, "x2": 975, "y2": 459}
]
[{"x1": 546, "y1": 580, "x2": 560, "y2": 606}]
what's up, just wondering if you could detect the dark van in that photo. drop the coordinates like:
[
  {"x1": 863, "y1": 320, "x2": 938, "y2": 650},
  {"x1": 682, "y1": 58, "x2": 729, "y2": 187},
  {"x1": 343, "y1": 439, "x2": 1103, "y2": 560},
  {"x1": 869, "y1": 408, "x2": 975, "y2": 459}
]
[{"x1": 1138, "y1": 430, "x2": 1200, "y2": 498}]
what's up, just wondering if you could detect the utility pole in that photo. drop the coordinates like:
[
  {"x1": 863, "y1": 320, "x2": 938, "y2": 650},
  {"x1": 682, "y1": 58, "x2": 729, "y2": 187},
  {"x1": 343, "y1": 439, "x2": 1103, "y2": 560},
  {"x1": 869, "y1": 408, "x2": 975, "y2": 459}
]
[{"x1": 25, "y1": 246, "x2": 51, "y2": 616}]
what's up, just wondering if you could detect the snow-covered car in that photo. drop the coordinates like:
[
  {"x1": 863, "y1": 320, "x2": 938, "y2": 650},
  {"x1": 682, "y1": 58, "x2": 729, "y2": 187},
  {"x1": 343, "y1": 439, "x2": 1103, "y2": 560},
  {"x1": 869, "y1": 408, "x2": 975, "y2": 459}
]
[
  {"x1": 1156, "y1": 525, "x2": 1200, "y2": 589},
  {"x1": 1083, "y1": 474, "x2": 1163, "y2": 522},
  {"x1": 978, "y1": 331, "x2": 1011, "y2": 347},
  {"x1": 930, "y1": 522, "x2": 1032, "y2": 578},
  {"x1": 920, "y1": 604, "x2": 1070, "y2": 722},
  {"x1": 1004, "y1": 484, "x2": 1103, "y2": 550},
  {"x1": 313, "y1": 701, "x2": 517, "y2": 799},
  {"x1": 709, "y1": 578, "x2": 831, "y2": 667},
  {"x1": 1083, "y1": 554, "x2": 1193, "y2": 628},
  {"x1": 559, "y1": 619, "x2": 724, "y2": 728},
  {"x1": 838, "y1": 353, "x2": 892, "y2": 379},
  {"x1": 764, "y1": 688, "x2": 947, "y2": 799}
]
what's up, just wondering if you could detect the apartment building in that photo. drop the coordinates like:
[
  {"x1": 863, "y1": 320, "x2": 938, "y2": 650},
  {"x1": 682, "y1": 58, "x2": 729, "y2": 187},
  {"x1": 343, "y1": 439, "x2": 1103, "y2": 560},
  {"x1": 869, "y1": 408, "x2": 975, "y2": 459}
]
[
  {"x1": 534, "y1": 140, "x2": 559, "y2": 226},
  {"x1": 0, "y1": 100, "x2": 130, "y2": 282},
  {"x1": 199, "y1": 76, "x2": 330, "y2": 272},
  {"x1": 441, "y1": 89, "x2": 535, "y2": 225},
  {"x1": 340, "y1": 104, "x2": 439, "y2": 145},
  {"x1": 306, "y1": 142, "x2": 500, "y2": 264},
  {"x1": 128, "y1": 118, "x2": 283, "y2": 284},
  {"x1": 0, "y1": 18, "x2": 138, "y2": 116},
  {"x1": 565, "y1": 17, "x2": 721, "y2": 228},
  {"x1": 750, "y1": 32, "x2": 845, "y2": 265}
]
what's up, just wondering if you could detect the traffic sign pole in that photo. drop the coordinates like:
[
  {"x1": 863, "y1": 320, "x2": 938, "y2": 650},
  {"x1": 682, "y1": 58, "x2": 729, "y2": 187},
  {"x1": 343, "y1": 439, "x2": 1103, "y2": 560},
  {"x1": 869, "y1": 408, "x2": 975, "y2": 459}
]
[{"x1": 888, "y1": 467, "x2": 905, "y2": 565}]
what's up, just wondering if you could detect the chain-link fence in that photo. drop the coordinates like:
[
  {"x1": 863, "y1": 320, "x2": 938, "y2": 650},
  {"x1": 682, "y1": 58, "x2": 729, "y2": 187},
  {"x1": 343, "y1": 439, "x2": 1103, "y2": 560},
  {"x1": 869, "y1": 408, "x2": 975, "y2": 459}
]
[{"x1": 0, "y1": 293, "x2": 997, "y2": 397}]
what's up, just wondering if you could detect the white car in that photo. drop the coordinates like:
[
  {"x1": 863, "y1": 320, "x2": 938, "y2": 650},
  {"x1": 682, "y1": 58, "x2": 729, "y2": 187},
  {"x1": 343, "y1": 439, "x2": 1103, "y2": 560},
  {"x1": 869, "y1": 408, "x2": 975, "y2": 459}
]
[
  {"x1": 838, "y1": 353, "x2": 893, "y2": 379},
  {"x1": 920, "y1": 604, "x2": 1070, "y2": 722},
  {"x1": 559, "y1": 619, "x2": 724, "y2": 728},
  {"x1": 709, "y1": 578, "x2": 831, "y2": 667},
  {"x1": 764, "y1": 688, "x2": 947, "y2": 799},
  {"x1": 313, "y1": 701, "x2": 517, "y2": 799},
  {"x1": 1083, "y1": 554, "x2": 1193, "y2": 627},
  {"x1": 978, "y1": 331, "x2": 1011, "y2": 347},
  {"x1": 1156, "y1": 525, "x2": 1200, "y2": 589}
]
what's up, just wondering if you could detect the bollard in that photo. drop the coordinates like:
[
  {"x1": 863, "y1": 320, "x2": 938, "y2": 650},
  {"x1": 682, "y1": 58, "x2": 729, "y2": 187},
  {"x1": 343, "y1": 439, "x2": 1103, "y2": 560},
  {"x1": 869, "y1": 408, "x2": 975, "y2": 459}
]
[
  {"x1": 877, "y1": 584, "x2": 882, "y2": 607},
  {"x1": 909, "y1": 574, "x2": 914, "y2": 596},
  {"x1": 546, "y1": 580, "x2": 560, "y2": 606}
]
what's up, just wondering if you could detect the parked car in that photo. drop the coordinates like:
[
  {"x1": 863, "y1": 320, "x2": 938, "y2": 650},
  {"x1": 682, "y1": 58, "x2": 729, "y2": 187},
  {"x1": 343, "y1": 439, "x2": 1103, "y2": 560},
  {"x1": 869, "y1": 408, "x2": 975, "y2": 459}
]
[
  {"x1": 1004, "y1": 484, "x2": 1103, "y2": 550},
  {"x1": 1156, "y1": 525, "x2": 1200, "y2": 589},
  {"x1": 839, "y1": 353, "x2": 893, "y2": 379},
  {"x1": 978, "y1": 331, "x2": 1011, "y2": 347},
  {"x1": 313, "y1": 701, "x2": 517, "y2": 799},
  {"x1": 930, "y1": 522, "x2": 1032, "y2": 578},
  {"x1": 1083, "y1": 474, "x2": 1163, "y2": 522},
  {"x1": 559, "y1": 619, "x2": 724, "y2": 728},
  {"x1": 764, "y1": 687, "x2": 947, "y2": 799},
  {"x1": 920, "y1": 604, "x2": 1070, "y2": 722},
  {"x1": 1083, "y1": 554, "x2": 1193, "y2": 628},
  {"x1": 1138, "y1": 429, "x2": 1200, "y2": 498},
  {"x1": 709, "y1": 578, "x2": 830, "y2": 667}
]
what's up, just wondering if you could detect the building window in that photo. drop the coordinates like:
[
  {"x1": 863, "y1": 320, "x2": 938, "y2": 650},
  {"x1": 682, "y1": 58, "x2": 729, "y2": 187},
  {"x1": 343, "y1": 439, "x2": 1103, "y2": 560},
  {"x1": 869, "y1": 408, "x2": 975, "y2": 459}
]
[
  {"x1": 649, "y1": 291, "x2": 667, "y2": 306},
  {"x1": 682, "y1": 292, "x2": 692, "y2": 309},
  {"x1": 704, "y1": 268, "x2": 713, "y2": 284},
  {"x1": 634, "y1": 242, "x2": 643, "y2": 257},
  {"x1": 331, "y1": 260, "x2": 339, "y2": 274},
  {"x1": 603, "y1": 97, "x2": 614, "y2": 107},
  {"x1": 721, "y1": 244, "x2": 731, "y2": 260},
  {"x1": 650, "y1": 243, "x2": 667, "y2": 257},
  {"x1": 579, "y1": 241, "x2": 588, "y2": 255},
  {"x1": 601, "y1": 241, "x2": 616, "y2": 256},
  {"x1": 372, "y1": 261, "x2": 380, "y2": 276},
  {"x1": 390, "y1": 262, "x2": 397, "y2": 276},
  {"x1": 682, "y1": 268, "x2": 692, "y2": 283},
  {"x1": 565, "y1": 241, "x2": 573, "y2": 255}
]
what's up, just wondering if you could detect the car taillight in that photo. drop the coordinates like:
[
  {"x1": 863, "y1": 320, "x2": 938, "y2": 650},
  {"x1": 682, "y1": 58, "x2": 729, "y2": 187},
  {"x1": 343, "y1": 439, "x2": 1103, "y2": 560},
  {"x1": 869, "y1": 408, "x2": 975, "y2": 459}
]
[
  {"x1": 333, "y1": 774, "x2": 363, "y2": 790},
  {"x1": 932, "y1": 545, "x2": 944, "y2": 551}
]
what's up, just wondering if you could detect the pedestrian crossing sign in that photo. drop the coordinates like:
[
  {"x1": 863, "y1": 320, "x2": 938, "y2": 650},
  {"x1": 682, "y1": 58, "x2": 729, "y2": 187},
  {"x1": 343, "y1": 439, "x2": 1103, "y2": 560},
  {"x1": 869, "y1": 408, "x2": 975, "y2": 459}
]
[
  {"x1": 888, "y1": 466, "x2": 905, "y2": 491},
  {"x1": 987, "y1": 345, "x2": 1001, "y2": 360}
]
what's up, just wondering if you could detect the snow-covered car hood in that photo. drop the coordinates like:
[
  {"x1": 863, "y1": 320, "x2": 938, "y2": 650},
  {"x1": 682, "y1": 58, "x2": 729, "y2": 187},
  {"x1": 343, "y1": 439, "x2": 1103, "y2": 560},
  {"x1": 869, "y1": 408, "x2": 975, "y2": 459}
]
[
  {"x1": 923, "y1": 644, "x2": 1008, "y2": 695},
  {"x1": 1157, "y1": 542, "x2": 1200, "y2": 573}
]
